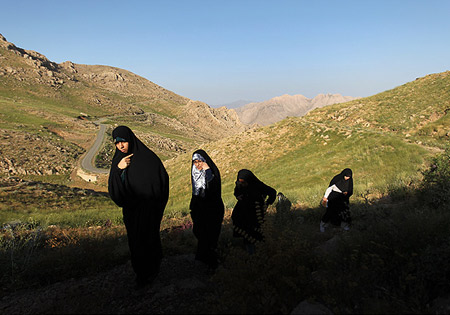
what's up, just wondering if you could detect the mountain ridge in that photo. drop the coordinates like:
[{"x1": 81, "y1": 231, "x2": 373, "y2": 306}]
[{"x1": 234, "y1": 93, "x2": 359, "y2": 126}]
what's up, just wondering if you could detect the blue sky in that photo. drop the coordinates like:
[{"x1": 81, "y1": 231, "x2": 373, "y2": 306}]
[{"x1": 2, "y1": 0, "x2": 449, "y2": 106}]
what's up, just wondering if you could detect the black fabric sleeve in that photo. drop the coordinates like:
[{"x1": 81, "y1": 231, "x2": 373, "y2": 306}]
[
  {"x1": 205, "y1": 168, "x2": 214, "y2": 183},
  {"x1": 108, "y1": 167, "x2": 127, "y2": 208}
]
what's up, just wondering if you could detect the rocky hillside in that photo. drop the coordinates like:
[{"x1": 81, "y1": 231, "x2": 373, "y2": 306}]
[
  {"x1": 0, "y1": 33, "x2": 246, "y2": 178},
  {"x1": 304, "y1": 71, "x2": 450, "y2": 147},
  {"x1": 235, "y1": 93, "x2": 359, "y2": 126}
]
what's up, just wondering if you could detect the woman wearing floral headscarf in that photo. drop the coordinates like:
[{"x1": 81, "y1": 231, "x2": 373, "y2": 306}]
[{"x1": 189, "y1": 149, "x2": 224, "y2": 269}]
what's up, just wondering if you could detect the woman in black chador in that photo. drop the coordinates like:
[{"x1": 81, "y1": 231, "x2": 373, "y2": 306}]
[
  {"x1": 231, "y1": 169, "x2": 276, "y2": 254},
  {"x1": 320, "y1": 168, "x2": 353, "y2": 232},
  {"x1": 108, "y1": 126, "x2": 169, "y2": 288},
  {"x1": 189, "y1": 149, "x2": 224, "y2": 269}
]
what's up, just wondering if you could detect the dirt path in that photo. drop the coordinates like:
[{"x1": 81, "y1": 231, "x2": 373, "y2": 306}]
[{"x1": 0, "y1": 254, "x2": 217, "y2": 314}]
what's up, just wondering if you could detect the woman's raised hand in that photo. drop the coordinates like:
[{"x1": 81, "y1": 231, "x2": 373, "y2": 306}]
[{"x1": 118, "y1": 154, "x2": 134, "y2": 169}]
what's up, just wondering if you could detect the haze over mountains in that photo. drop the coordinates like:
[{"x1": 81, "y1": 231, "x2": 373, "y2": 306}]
[
  {"x1": 234, "y1": 93, "x2": 359, "y2": 126},
  {"x1": 214, "y1": 99, "x2": 253, "y2": 109}
]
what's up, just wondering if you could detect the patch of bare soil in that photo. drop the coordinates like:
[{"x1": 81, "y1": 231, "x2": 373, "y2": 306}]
[{"x1": 0, "y1": 254, "x2": 218, "y2": 314}]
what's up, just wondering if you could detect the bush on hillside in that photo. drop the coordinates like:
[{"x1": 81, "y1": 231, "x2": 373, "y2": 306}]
[{"x1": 420, "y1": 147, "x2": 450, "y2": 207}]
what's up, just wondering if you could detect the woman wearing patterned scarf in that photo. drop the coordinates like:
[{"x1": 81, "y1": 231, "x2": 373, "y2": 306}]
[
  {"x1": 189, "y1": 149, "x2": 224, "y2": 269},
  {"x1": 231, "y1": 169, "x2": 276, "y2": 254}
]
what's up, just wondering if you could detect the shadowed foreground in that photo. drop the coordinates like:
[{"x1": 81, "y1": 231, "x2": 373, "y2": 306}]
[{"x1": 0, "y1": 254, "x2": 215, "y2": 314}]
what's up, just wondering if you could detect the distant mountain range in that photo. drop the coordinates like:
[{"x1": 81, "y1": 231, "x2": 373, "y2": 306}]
[
  {"x1": 234, "y1": 93, "x2": 360, "y2": 126},
  {"x1": 214, "y1": 100, "x2": 254, "y2": 109}
]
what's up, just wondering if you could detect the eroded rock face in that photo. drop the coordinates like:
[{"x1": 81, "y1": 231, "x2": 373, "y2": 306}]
[
  {"x1": 0, "y1": 34, "x2": 67, "y2": 87},
  {"x1": 180, "y1": 100, "x2": 248, "y2": 141}
]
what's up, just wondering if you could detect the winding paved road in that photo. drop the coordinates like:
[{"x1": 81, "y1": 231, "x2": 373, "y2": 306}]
[{"x1": 81, "y1": 121, "x2": 110, "y2": 174}]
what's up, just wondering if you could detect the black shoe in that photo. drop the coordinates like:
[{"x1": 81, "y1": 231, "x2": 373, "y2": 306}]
[{"x1": 134, "y1": 273, "x2": 157, "y2": 290}]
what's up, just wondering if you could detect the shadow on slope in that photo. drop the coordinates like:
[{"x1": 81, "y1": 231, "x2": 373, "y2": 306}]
[{"x1": 0, "y1": 149, "x2": 448, "y2": 314}]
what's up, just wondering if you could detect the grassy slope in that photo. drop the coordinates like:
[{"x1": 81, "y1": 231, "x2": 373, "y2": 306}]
[
  {"x1": 304, "y1": 71, "x2": 450, "y2": 148},
  {"x1": 164, "y1": 71, "x2": 449, "y2": 217},
  {"x1": 165, "y1": 119, "x2": 429, "y2": 217}
]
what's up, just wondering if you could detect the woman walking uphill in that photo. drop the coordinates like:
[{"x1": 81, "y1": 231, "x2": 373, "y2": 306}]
[
  {"x1": 108, "y1": 126, "x2": 169, "y2": 289},
  {"x1": 189, "y1": 149, "x2": 224, "y2": 269},
  {"x1": 320, "y1": 168, "x2": 353, "y2": 232},
  {"x1": 232, "y1": 169, "x2": 276, "y2": 254}
]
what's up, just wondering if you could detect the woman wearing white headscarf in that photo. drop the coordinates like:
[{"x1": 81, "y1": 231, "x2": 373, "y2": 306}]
[{"x1": 189, "y1": 149, "x2": 224, "y2": 269}]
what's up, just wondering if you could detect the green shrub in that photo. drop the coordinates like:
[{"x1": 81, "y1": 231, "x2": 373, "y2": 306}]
[{"x1": 420, "y1": 147, "x2": 450, "y2": 207}]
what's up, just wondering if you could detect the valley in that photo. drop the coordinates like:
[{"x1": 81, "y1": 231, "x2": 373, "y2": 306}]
[{"x1": 0, "y1": 33, "x2": 449, "y2": 314}]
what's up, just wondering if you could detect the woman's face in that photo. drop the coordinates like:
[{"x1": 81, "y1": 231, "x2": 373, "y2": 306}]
[
  {"x1": 238, "y1": 178, "x2": 248, "y2": 187},
  {"x1": 193, "y1": 159, "x2": 203, "y2": 170},
  {"x1": 115, "y1": 141, "x2": 129, "y2": 154}
]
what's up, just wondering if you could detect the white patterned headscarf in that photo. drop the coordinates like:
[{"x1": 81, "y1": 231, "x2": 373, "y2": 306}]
[{"x1": 192, "y1": 153, "x2": 206, "y2": 195}]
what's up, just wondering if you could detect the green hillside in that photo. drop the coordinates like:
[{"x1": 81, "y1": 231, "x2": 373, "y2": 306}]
[
  {"x1": 164, "y1": 71, "x2": 449, "y2": 217},
  {"x1": 304, "y1": 71, "x2": 450, "y2": 148}
]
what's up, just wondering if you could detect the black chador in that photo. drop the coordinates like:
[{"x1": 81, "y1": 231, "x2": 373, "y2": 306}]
[
  {"x1": 108, "y1": 126, "x2": 169, "y2": 287},
  {"x1": 321, "y1": 168, "x2": 353, "y2": 229},
  {"x1": 189, "y1": 149, "x2": 224, "y2": 269},
  {"x1": 232, "y1": 169, "x2": 276, "y2": 246}
]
